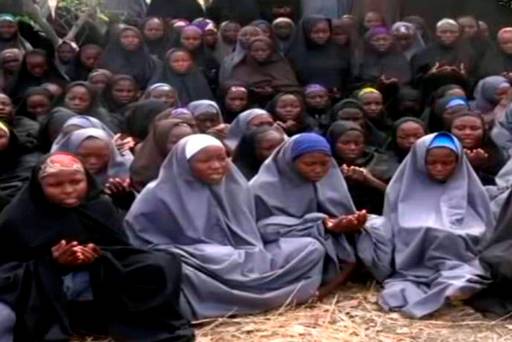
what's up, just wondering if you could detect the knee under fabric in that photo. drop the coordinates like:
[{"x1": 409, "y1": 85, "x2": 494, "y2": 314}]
[{"x1": 0, "y1": 301, "x2": 15, "y2": 342}]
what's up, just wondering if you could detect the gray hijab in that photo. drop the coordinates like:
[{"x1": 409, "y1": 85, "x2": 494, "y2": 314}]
[
  {"x1": 51, "y1": 127, "x2": 131, "y2": 186},
  {"x1": 379, "y1": 133, "x2": 494, "y2": 318},
  {"x1": 187, "y1": 100, "x2": 223, "y2": 121},
  {"x1": 125, "y1": 134, "x2": 325, "y2": 320},
  {"x1": 225, "y1": 109, "x2": 271, "y2": 150}
]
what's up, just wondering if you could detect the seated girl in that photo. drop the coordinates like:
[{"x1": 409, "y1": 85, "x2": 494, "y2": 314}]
[
  {"x1": 385, "y1": 117, "x2": 427, "y2": 164},
  {"x1": 304, "y1": 84, "x2": 332, "y2": 135},
  {"x1": 327, "y1": 121, "x2": 398, "y2": 215},
  {"x1": 219, "y1": 83, "x2": 251, "y2": 123},
  {"x1": 187, "y1": 100, "x2": 229, "y2": 140},
  {"x1": 125, "y1": 134, "x2": 326, "y2": 320},
  {"x1": 379, "y1": 132, "x2": 494, "y2": 318},
  {"x1": 0, "y1": 152, "x2": 193, "y2": 341},
  {"x1": 233, "y1": 125, "x2": 286, "y2": 180},
  {"x1": 225, "y1": 108, "x2": 274, "y2": 151},
  {"x1": 266, "y1": 93, "x2": 314, "y2": 136},
  {"x1": 0, "y1": 92, "x2": 39, "y2": 150},
  {"x1": 450, "y1": 111, "x2": 504, "y2": 185},
  {"x1": 143, "y1": 83, "x2": 179, "y2": 109}
]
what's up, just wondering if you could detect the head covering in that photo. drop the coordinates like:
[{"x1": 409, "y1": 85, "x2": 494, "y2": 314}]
[
  {"x1": 391, "y1": 21, "x2": 425, "y2": 60},
  {"x1": 184, "y1": 133, "x2": 224, "y2": 160},
  {"x1": 51, "y1": 127, "x2": 131, "y2": 185},
  {"x1": 143, "y1": 83, "x2": 175, "y2": 99},
  {"x1": 427, "y1": 131, "x2": 459, "y2": 154},
  {"x1": 125, "y1": 133, "x2": 324, "y2": 320},
  {"x1": 472, "y1": 76, "x2": 510, "y2": 113},
  {"x1": 14, "y1": 86, "x2": 54, "y2": 121},
  {"x1": 122, "y1": 99, "x2": 169, "y2": 141},
  {"x1": 358, "y1": 87, "x2": 381, "y2": 98},
  {"x1": 38, "y1": 152, "x2": 85, "y2": 179},
  {"x1": 131, "y1": 119, "x2": 192, "y2": 191},
  {"x1": 141, "y1": 17, "x2": 173, "y2": 61},
  {"x1": 304, "y1": 84, "x2": 328, "y2": 96},
  {"x1": 378, "y1": 132, "x2": 494, "y2": 318},
  {"x1": 445, "y1": 98, "x2": 469, "y2": 110},
  {"x1": 187, "y1": 100, "x2": 222, "y2": 120},
  {"x1": 290, "y1": 133, "x2": 331, "y2": 160},
  {"x1": 37, "y1": 108, "x2": 77, "y2": 152},
  {"x1": 225, "y1": 109, "x2": 272, "y2": 150},
  {"x1": 385, "y1": 117, "x2": 426, "y2": 162},
  {"x1": 436, "y1": 18, "x2": 459, "y2": 31},
  {"x1": 272, "y1": 17, "x2": 296, "y2": 54}
]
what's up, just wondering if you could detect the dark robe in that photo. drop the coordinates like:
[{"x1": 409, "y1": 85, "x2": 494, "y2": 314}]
[
  {"x1": 358, "y1": 45, "x2": 411, "y2": 85},
  {"x1": 37, "y1": 109, "x2": 76, "y2": 153},
  {"x1": 122, "y1": 99, "x2": 169, "y2": 142},
  {"x1": 146, "y1": 0, "x2": 204, "y2": 21},
  {"x1": 0, "y1": 160, "x2": 194, "y2": 341},
  {"x1": 401, "y1": 0, "x2": 458, "y2": 31},
  {"x1": 477, "y1": 45, "x2": 512, "y2": 80},
  {"x1": 206, "y1": 0, "x2": 261, "y2": 26}
]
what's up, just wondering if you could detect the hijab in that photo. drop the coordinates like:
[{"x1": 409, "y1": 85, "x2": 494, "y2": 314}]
[
  {"x1": 0, "y1": 14, "x2": 31, "y2": 53},
  {"x1": 386, "y1": 117, "x2": 426, "y2": 162},
  {"x1": 122, "y1": 99, "x2": 169, "y2": 142},
  {"x1": 213, "y1": 21, "x2": 239, "y2": 63},
  {"x1": 272, "y1": 17, "x2": 296, "y2": 54},
  {"x1": 37, "y1": 108, "x2": 77, "y2": 152},
  {"x1": 225, "y1": 108, "x2": 272, "y2": 150},
  {"x1": 472, "y1": 76, "x2": 510, "y2": 124},
  {"x1": 391, "y1": 21, "x2": 425, "y2": 61},
  {"x1": 99, "y1": 26, "x2": 159, "y2": 89},
  {"x1": 15, "y1": 86, "x2": 55, "y2": 122},
  {"x1": 187, "y1": 100, "x2": 223, "y2": 122},
  {"x1": 141, "y1": 17, "x2": 173, "y2": 61}
]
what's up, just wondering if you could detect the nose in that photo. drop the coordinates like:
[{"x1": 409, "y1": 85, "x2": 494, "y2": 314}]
[{"x1": 62, "y1": 183, "x2": 74, "y2": 195}]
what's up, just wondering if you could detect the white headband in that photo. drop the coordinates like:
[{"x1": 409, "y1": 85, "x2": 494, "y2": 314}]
[
  {"x1": 436, "y1": 18, "x2": 459, "y2": 30},
  {"x1": 185, "y1": 134, "x2": 224, "y2": 160}
]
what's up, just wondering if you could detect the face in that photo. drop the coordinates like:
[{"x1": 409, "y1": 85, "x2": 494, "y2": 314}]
[
  {"x1": 0, "y1": 94, "x2": 13, "y2": 120},
  {"x1": 143, "y1": 18, "x2": 165, "y2": 41},
  {"x1": 189, "y1": 146, "x2": 229, "y2": 185},
  {"x1": 80, "y1": 47, "x2": 102, "y2": 69},
  {"x1": 249, "y1": 41, "x2": 272, "y2": 63},
  {"x1": 309, "y1": 21, "x2": 330, "y2": 45},
  {"x1": 458, "y1": 17, "x2": 478, "y2": 38},
  {"x1": 248, "y1": 114, "x2": 274, "y2": 128},
  {"x1": 0, "y1": 129, "x2": 9, "y2": 151},
  {"x1": 181, "y1": 29, "x2": 202, "y2": 51},
  {"x1": 120, "y1": 29, "x2": 141, "y2": 51},
  {"x1": 225, "y1": 89, "x2": 248, "y2": 112},
  {"x1": 337, "y1": 109, "x2": 365, "y2": 127},
  {"x1": 27, "y1": 94, "x2": 52, "y2": 118},
  {"x1": 332, "y1": 29, "x2": 349, "y2": 46},
  {"x1": 336, "y1": 130, "x2": 365, "y2": 162},
  {"x1": 149, "y1": 88, "x2": 177, "y2": 107},
  {"x1": 204, "y1": 30, "x2": 218, "y2": 48},
  {"x1": 40, "y1": 170, "x2": 88, "y2": 208},
  {"x1": 221, "y1": 23, "x2": 241, "y2": 44},
  {"x1": 64, "y1": 86, "x2": 91, "y2": 113},
  {"x1": 1, "y1": 54, "x2": 22, "y2": 72},
  {"x1": 498, "y1": 32, "x2": 512, "y2": 55},
  {"x1": 166, "y1": 125, "x2": 193, "y2": 152},
  {"x1": 112, "y1": 79, "x2": 138, "y2": 105},
  {"x1": 26, "y1": 54, "x2": 48, "y2": 77},
  {"x1": 436, "y1": 25, "x2": 460, "y2": 46},
  {"x1": 169, "y1": 51, "x2": 193, "y2": 74},
  {"x1": 396, "y1": 121, "x2": 425, "y2": 151},
  {"x1": 370, "y1": 34, "x2": 393, "y2": 53},
  {"x1": 57, "y1": 44, "x2": 76, "y2": 63},
  {"x1": 360, "y1": 93, "x2": 383, "y2": 119},
  {"x1": 305, "y1": 91, "x2": 329, "y2": 109},
  {"x1": 76, "y1": 138, "x2": 111, "y2": 175},
  {"x1": 255, "y1": 130, "x2": 284, "y2": 161},
  {"x1": 497, "y1": 84, "x2": 512, "y2": 102},
  {"x1": 275, "y1": 94, "x2": 302, "y2": 121},
  {"x1": 425, "y1": 147, "x2": 458, "y2": 182},
  {"x1": 0, "y1": 20, "x2": 17, "y2": 40},
  {"x1": 451, "y1": 116, "x2": 484, "y2": 149},
  {"x1": 239, "y1": 27, "x2": 262, "y2": 49},
  {"x1": 294, "y1": 152, "x2": 331, "y2": 183},
  {"x1": 364, "y1": 12, "x2": 384, "y2": 29},
  {"x1": 88, "y1": 74, "x2": 109, "y2": 92},
  {"x1": 195, "y1": 112, "x2": 221, "y2": 132},
  {"x1": 273, "y1": 22, "x2": 293, "y2": 39},
  {"x1": 394, "y1": 32, "x2": 413, "y2": 50}
]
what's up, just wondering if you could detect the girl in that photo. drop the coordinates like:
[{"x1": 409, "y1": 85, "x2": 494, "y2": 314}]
[
  {"x1": 0, "y1": 48, "x2": 23, "y2": 94},
  {"x1": 143, "y1": 83, "x2": 179, "y2": 108},
  {"x1": 87, "y1": 69, "x2": 112, "y2": 95},
  {"x1": 99, "y1": 26, "x2": 160, "y2": 89},
  {"x1": 272, "y1": 17, "x2": 296, "y2": 55},
  {"x1": 0, "y1": 92, "x2": 39, "y2": 150},
  {"x1": 220, "y1": 84, "x2": 251, "y2": 123},
  {"x1": 0, "y1": 152, "x2": 193, "y2": 340},
  {"x1": 357, "y1": 87, "x2": 392, "y2": 134},
  {"x1": 130, "y1": 119, "x2": 194, "y2": 192},
  {"x1": 304, "y1": 84, "x2": 332, "y2": 134},
  {"x1": 327, "y1": 121, "x2": 398, "y2": 214},
  {"x1": 151, "y1": 48, "x2": 214, "y2": 105},
  {"x1": 15, "y1": 86, "x2": 54, "y2": 122},
  {"x1": 187, "y1": 100, "x2": 227, "y2": 139},
  {"x1": 121, "y1": 99, "x2": 169, "y2": 144},
  {"x1": 391, "y1": 22, "x2": 425, "y2": 61},
  {"x1": 213, "y1": 21, "x2": 241, "y2": 63},
  {"x1": 385, "y1": 117, "x2": 427, "y2": 164},
  {"x1": 102, "y1": 74, "x2": 140, "y2": 120},
  {"x1": 472, "y1": 76, "x2": 511, "y2": 127},
  {"x1": 379, "y1": 132, "x2": 494, "y2": 318},
  {"x1": 267, "y1": 93, "x2": 313, "y2": 136},
  {"x1": 225, "y1": 108, "x2": 274, "y2": 151},
  {"x1": 233, "y1": 125, "x2": 286, "y2": 180},
  {"x1": 67, "y1": 44, "x2": 103, "y2": 81},
  {"x1": 0, "y1": 14, "x2": 31, "y2": 53},
  {"x1": 125, "y1": 134, "x2": 326, "y2": 320},
  {"x1": 141, "y1": 17, "x2": 173, "y2": 61},
  {"x1": 230, "y1": 36, "x2": 300, "y2": 104}
]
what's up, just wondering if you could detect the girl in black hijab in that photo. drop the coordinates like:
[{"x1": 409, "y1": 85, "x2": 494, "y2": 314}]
[
  {"x1": 141, "y1": 17, "x2": 173, "y2": 61},
  {"x1": 101, "y1": 75, "x2": 141, "y2": 122},
  {"x1": 385, "y1": 117, "x2": 426, "y2": 164},
  {"x1": 146, "y1": 0, "x2": 204, "y2": 21},
  {"x1": 0, "y1": 152, "x2": 194, "y2": 340},
  {"x1": 15, "y1": 86, "x2": 55, "y2": 123},
  {"x1": 121, "y1": 99, "x2": 170, "y2": 144},
  {"x1": 0, "y1": 92, "x2": 39, "y2": 150},
  {"x1": 287, "y1": 16, "x2": 351, "y2": 97},
  {"x1": 477, "y1": 28, "x2": 512, "y2": 80},
  {"x1": 99, "y1": 26, "x2": 160, "y2": 89},
  {"x1": 266, "y1": 92, "x2": 314, "y2": 136}
]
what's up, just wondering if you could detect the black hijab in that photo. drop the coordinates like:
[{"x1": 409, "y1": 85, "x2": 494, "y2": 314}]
[
  {"x1": 122, "y1": 99, "x2": 169, "y2": 141},
  {"x1": 15, "y1": 86, "x2": 55, "y2": 122},
  {"x1": 141, "y1": 17, "x2": 174, "y2": 61},
  {"x1": 98, "y1": 26, "x2": 159, "y2": 89},
  {"x1": 385, "y1": 116, "x2": 426, "y2": 163},
  {"x1": 287, "y1": 16, "x2": 351, "y2": 92},
  {"x1": 37, "y1": 108, "x2": 76, "y2": 153},
  {"x1": 146, "y1": 0, "x2": 204, "y2": 21}
]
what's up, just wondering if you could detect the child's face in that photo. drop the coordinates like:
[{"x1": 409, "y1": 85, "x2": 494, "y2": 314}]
[
  {"x1": 149, "y1": 88, "x2": 177, "y2": 108},
  {"x1": 332, "y1": 29, "x2": 349, "y2": 46},
  {"x1": 221, "y1": 23, "x2": 241, "y2": 44},
  {"x1": 498, "y1": 32, "x2": 512, "y2": 55},
  {"x1": 275, "y1": 94, "x2": 302, "y2": 121},
  {"x1": 143, "y1": 18, "x2": 165, "y2": 41},
  {"x1": 195, "y1": 112, "x2": 221, "y2": 133},
  {"x1": 57, "y1": 44, "x2": 76, "y2": 63},
  {"x1": 394, "y1": 32, "x2": 414, "y2": 50},
  {"x1": 309, "y1": 21, "x2": 330, "y2": 45},
  {"x1": 80, "y1": 47, "x2": 102, "y2": 69},
  {"x1": 1, "y1": 52, "x2": 22, "y2": 72},
  {"x1": 77, "y1": 137, "x2": 111, "y2": 175},
  {"x1": 396, "y1": 121, "x2": 425, "y2": 151},
  {"x1": 425, "y1": 147, "x2": 458, "y2": 182},
  {"x1": 65, "y1": 86, "x2": 92, "y2": 114},
  {"x1": 450, "y1": 115, "x2": 484, "y2": 149},
  {"x1": 305, "y1": 90, "x2": 330, "y2": 109},
  {"x1": 0, "y1": 94, "x2": 13, "y2": 121},
  {"x1": 27, "y1": 94, "x2": 52, "y2": 118},
  {"x1": 457, "y1": 17, "x2": 478, "y2": 39},
  {"x1": 189, "y1": 146, "x2": 229, "y2": 185},
  {"x1": 248, "y1": 114, "x2": 274, "y2": 128},
  {"x1": 0, "y1": 20, "x2": 17, "y2": 40},
  {"x1": 436, "y1": 26, "x2": 460, "y2": 46},
  {"x1": 336, "y1": 131, "x2": 365, "y2": 162},
  {"x1": 26, "y1": 54, "x2": 49, "y2": 77},
  {"x1": 225, "y1": 89, "x2": 248, "y2": 112},
  {"x1": 364, "y1": 12, "x2": 384, "y2": 29},
  {"x1": 294, "y1": 152, "x2": 331, "y2": 183},
  {"x1": 166, "y1": 124, "x2": 194, "y2": 153},
  {"x1": 181, "y1": 29, "x2": 202, "y2": 51},
  {"x1": 239, "y1": 27, "x2": 262, "y2": 49},
  {"x1": 169, "y1": 51, "x2": 193, "y2": 74},
  {"x1": 88, "y1": 74, "x2": 109, "y2": 92},
  {"x1": 255, "y1": 130, "x2": 284, "y2": 161},
  {"x1": 370, "y1": 34, "x2": 393, "y2": 53},
  {"x1": 112, "y1": 80, "x2": 138, "y2": 105},
  {"x1": 273, "y1": 22, "x2": 293, "y2": 39},
  {"x1": 249, "y1": 41, "x2": 272, "y2": 63},
  {"x1": 204, "y1": 30, "x2": 218, "y2": 48},
  {"x1": 120, "y1": 29, "x2": 142, "y2": 51},
  {"x1": 360, "y1": 93, "x2": 383, "y2": 119},
  {"x1": 40, "y1": 170, "x2": 88, "y2": 208}
]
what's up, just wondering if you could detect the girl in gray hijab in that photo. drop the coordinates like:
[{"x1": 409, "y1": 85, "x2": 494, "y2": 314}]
[
  {"x1": 224, "y1": 108, "x2": 274, "y2": 151},
  {"x1": 379, "y1": 132, "x2": 495, "y2": 318},
  {"x1": 124, "y1": 134, "x2": 326, "y2": 320}
]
